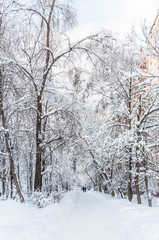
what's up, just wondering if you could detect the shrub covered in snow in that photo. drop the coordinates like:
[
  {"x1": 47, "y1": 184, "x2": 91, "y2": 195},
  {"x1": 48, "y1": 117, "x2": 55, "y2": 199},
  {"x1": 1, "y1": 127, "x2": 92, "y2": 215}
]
[{"x1": 30, "y1": 191, "x2": 64, "y2": 208}]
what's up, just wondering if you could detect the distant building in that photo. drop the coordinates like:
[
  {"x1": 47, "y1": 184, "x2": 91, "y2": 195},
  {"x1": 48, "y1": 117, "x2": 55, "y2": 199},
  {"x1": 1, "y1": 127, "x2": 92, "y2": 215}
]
[
  {"x1": 139, "y1": 10, "x2": 159, "y2": 168},
  {"x1": 140, "y1": 10, "x2": 159, "y2": 79}
]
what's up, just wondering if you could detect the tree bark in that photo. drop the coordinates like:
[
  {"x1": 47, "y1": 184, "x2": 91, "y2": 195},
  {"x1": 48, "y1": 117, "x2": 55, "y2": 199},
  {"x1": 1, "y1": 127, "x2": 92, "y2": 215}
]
[
  {"x1": 127, "y1": 78, "x2": 133, "y2": 201},
  {"x1": 134, "y1": 95, "x2": 142, "y2": 205},
  {"x1": 143, "y1": 149, "x2": 152, "y2": 207},
  {"x1": 34, "y1": 95, "x2": 42, "y2": 191},
  {"x1": 135, "y1": 161, "x2": 141, "y2": 204},
  {"x1": 145, "y1": 175, "x2": 152, "y2": 207},
  {"x1": 2, "y1": 156, "x2": 5, "y2": 196},
  {"x1": 128, "y1": 150, "x2": 133, "y2": 201}
]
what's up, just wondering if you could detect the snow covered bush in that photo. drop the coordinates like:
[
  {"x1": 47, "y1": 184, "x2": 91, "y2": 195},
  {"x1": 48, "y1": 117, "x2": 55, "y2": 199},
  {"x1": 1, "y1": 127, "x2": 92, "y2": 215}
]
[{"x1": 30, "y1": 191, "x2": 63, "y2": 208}]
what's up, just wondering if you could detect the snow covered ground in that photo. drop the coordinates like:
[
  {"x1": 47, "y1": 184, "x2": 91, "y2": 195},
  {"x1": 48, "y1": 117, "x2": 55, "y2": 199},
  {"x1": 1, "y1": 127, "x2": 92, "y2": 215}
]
[{"x1": 0, "y1": 190, "x2": 159, "y2": 240}]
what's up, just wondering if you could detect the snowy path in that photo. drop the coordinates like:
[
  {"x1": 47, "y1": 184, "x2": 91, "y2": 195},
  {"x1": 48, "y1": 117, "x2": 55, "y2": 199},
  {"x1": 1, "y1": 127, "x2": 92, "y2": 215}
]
[{"x1": 0, "y1": 191, "x2": 159, "y2": 240}]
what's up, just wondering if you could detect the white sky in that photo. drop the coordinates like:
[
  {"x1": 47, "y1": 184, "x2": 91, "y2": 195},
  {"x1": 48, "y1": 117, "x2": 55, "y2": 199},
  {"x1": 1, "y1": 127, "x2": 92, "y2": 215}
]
[{"x1": 69, "y1": 0, "x2": 158, "y2": 40}]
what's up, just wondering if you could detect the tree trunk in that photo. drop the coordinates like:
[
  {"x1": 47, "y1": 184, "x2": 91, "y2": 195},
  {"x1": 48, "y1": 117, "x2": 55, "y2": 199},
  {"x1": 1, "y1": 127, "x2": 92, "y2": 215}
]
[
  {"x1": 145, "y1": 175, "x2": 152, "y2": 207},
  {"x1": 128, "y1": 150, "x2": 133, "y2": 201},
  {"x1": 128, "y1": 148, "x2": 133, "y2": 202},
  {"x1": 143, "y1": 151, "x2": 152, "y2": 207},
  {"x1": 128, "y1": 78, "x2": 133, "y2": 202},
  {"x1": 4, "y1": 132, "x2": 24, "y2": 203},
  {"x1": 0, "y1": 70, "x2": 25, "y2": 203},
  {"x1": 128, "y1": 181, "x2": 133, "y2": 201},
  {"x1": 111, "y1": 190, "x2": 115, "y2": 197},
  {"x1": 98, "y1": 182, "x2": 102, "y2": 192},
  {"x1": 34, "y1": 95, "x2": 42, "y2": 191},
  {"x1": 29, "y1": 156, "x2": 33, "y2": 194},
  {"x1": 135, "y1": 96, "x2": 142, "y2": 205},
  {"x1": 2, "y1": 153, "x2": 6, "y2": 196},
  {"x1": 135, "y1": 161, "x2": 141, "y2": 205},
  {"x1": 10, "y1": 168, "x2": 13, "y2": 199}
]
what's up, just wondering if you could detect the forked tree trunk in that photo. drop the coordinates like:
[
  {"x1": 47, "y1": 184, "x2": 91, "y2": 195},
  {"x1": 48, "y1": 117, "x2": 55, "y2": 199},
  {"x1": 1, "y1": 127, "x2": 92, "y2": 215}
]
[
  {"x1": 34, "y1": 0, "x2": 55, "y2": 192},
  {"x1": 0, "y1": 70, "x2": 25, "y2": 203},
  {"x1": 5, "y1": 134, "x2": 25, "y2": 203}
]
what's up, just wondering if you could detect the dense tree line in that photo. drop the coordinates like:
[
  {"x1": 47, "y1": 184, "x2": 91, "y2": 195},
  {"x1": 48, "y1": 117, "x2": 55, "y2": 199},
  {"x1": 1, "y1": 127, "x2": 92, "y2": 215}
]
[{"x1": 0, "y1": 0, "x2": 159, "y2": 207}]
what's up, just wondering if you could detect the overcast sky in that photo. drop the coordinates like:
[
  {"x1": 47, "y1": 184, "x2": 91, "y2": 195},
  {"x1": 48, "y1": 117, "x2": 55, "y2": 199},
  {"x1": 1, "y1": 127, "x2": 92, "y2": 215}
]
[{"x1": 70, "y1": 0, "x2": 158, "y2": 39}]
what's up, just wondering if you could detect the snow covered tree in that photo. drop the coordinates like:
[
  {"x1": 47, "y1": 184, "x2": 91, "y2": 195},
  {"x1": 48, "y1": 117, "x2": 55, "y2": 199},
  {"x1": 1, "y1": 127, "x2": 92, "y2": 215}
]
[
  {"x1": 81, "y1": 31, "x2": 159, "y2": 206},
  {"x1": 0, "y1": 9, "x2": 25, "y2": 202},
  {"x1": 0, "y1": 0, "x2": 112, "y2": 201}
]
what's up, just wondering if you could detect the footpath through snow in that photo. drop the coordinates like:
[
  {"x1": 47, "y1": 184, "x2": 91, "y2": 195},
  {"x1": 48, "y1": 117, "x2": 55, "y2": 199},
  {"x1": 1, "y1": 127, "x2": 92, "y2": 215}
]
[{"x1": 0, "y1": 190, "x2": 159, "y2": 240}]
